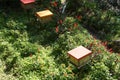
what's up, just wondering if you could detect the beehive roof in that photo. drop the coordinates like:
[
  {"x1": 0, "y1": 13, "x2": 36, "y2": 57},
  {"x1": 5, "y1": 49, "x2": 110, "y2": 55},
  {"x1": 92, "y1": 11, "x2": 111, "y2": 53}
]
[
  {"x1": 20, "y1": 0, "x2": 35, "y2": 4},
  {"x1": 68, "y1": 46, "x2": 92, "y2": 60},
  {"x1": 36, "y1": 10, "x2": 53, "y2": 18}
]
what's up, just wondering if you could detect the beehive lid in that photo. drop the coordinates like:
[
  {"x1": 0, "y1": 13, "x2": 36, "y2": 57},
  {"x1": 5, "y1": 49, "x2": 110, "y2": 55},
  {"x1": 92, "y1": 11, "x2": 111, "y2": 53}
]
[
  {"x1": 68, "y1": 46, "x2": 92, "y2": 60},
  {"x1": 20, "y1": 0, "x2": 35, "y2": 4},
  {"x1": 36, "y1": 10, "x2": 53, "y2": 18}
]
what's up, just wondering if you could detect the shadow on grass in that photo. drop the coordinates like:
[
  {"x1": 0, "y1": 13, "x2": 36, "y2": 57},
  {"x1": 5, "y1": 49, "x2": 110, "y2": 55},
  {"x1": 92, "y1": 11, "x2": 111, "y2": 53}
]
[
  {"x1": 4, "y1": 57, "x2": 17, "y2": 73},
  {"x1": 20, "y1": 51, "x2": 35, "y2": 58},
  {"x1": 25, "y1": 19, "x2": 59, "y2": 46},
  {"x1": 0, "y1": 0, "x2": 22, "y2": 13}
]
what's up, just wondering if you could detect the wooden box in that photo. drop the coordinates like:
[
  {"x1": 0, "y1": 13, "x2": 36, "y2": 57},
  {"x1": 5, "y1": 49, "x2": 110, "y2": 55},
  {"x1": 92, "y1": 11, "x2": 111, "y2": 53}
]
[
  {"x1": 68, "y1": 46, "x2": 92, "y2": 68},
  {"x1": 36, "y1": 10, "x2": 53, "y2": 23},
  {"x1": 20, "y1": 0, "x2": 35, "y2": 10}
]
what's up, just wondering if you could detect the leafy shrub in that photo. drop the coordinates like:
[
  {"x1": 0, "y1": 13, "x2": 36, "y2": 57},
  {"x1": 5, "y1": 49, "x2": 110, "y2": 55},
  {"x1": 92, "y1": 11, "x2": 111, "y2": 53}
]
[
  {"x1": 68, "y1": 0, "x2": 120, "y2": 40},
  {"x1": 0, "y1": 0, "x2": 120, "y2": 80},
  {"x1": 6, "y1": 20, "x2": 27, "y2": 30}
]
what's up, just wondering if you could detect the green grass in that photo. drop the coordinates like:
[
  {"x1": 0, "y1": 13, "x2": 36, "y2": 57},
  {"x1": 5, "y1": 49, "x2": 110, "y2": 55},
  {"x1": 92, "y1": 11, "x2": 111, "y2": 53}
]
[{"x1": 0, "y1": 1, "x2": 120, "y2": 80}]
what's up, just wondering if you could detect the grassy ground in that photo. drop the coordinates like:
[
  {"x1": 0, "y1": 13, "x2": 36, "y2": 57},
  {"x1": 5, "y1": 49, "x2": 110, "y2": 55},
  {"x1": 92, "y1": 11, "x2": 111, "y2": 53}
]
[{"x1": 0, "y1": 1, "x2": 120, "y2": 80}]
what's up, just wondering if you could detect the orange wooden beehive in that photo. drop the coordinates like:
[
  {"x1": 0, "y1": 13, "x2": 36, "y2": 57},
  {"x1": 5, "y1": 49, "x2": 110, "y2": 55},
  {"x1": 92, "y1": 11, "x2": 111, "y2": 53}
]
[
  {"x1": 68, "y1": 46, "x2": 92, "y2": 67},
  {"x1": 20, "y1": 0, "x2": 35, "y2": 10},
  {"x1": 36, "y1": 10, "x2": 53, "y2": 23}
]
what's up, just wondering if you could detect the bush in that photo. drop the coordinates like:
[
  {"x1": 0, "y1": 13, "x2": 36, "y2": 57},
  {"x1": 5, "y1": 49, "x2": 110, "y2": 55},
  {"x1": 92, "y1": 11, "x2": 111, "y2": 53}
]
[{"x1": 0, "y1": 0, "x2": 120, "y2": 79}]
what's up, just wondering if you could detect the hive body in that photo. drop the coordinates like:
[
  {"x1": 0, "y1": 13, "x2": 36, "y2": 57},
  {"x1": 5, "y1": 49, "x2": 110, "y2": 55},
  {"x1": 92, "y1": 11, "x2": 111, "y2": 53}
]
[{"x1": 68, "y1": 46, "x2": 92, "y2": 67}]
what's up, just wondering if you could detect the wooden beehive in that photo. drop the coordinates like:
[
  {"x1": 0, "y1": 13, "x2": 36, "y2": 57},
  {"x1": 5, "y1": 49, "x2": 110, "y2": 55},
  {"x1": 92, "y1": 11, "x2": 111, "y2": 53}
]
[
  {"x1": 36, "y1": 10, "x2": 53, "y2": 23},
  {"x1": 20, "y1": 0, "x2": 35, "y2": 10},
  {"x1": 68, "y1": 46, "x2": 92, "y2": 68}
]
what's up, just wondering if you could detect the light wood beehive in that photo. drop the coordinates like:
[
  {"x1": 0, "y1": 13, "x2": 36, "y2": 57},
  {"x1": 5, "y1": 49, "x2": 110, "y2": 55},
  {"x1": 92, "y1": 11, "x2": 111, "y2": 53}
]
[
  {"x1": 68, "y1": 46, "x2": 92, "y2": 67},
  {"x1": 36, "y1": 10, "x2": 53, "y2": 23}
]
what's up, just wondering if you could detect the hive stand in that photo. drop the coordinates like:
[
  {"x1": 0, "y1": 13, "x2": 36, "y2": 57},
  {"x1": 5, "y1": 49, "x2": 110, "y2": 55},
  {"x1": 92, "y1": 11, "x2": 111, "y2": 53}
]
[
  {"x1": 68, "y1": 46, "x2": 92, "y2": 69},
  {"x1": 36, "y1": 10, "x2": 53, "y2": 23},
  {"x1": 20, "y1": 0, "x2": 35, "y2": 10}
]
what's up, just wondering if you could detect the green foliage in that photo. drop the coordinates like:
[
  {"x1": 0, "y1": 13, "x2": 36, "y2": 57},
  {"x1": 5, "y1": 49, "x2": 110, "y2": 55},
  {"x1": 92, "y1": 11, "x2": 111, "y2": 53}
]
[
  {"x1": 68, "y1": 0, "x2": 120, "y2": 41},
  {"x1": 91, "y1": 62, "x2": 112, "y2": 80},
  {"x1": 6, "y1": 20, "x2": 27, "y2": 30},
  {"x1": 0, "y1": 0, "x2": 120, "y2": 80}
]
